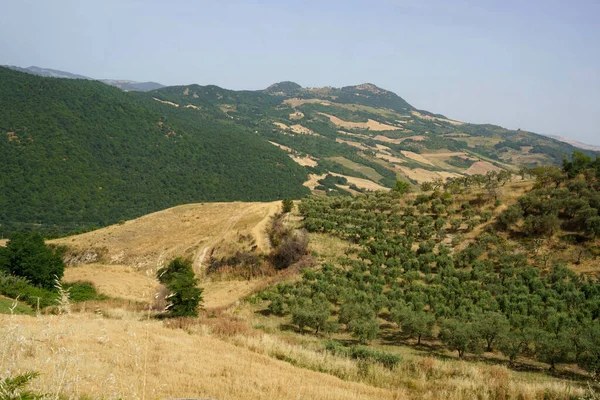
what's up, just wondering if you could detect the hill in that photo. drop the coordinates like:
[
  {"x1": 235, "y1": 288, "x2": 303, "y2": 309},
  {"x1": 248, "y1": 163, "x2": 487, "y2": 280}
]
[
  {"x1": 150, "y1": 80, "x2": 596, "y2": 192},
  {"x1": 0, "y1": 67, "x2": 309, "y2": 236},
  {"x1": 1, "y1": 67, "x2": 596, "y2": 236}
]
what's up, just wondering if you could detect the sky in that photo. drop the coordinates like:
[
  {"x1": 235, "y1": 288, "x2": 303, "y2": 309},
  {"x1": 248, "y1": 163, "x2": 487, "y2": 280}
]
[{"x1": 1, "y1": 0, "x2": 599, "y2": 145}]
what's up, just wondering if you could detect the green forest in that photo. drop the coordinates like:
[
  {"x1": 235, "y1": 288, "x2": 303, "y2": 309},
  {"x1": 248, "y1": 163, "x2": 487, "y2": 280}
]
[{"x1": 0, "y1": 68, "x2": 309, "y2": 236}]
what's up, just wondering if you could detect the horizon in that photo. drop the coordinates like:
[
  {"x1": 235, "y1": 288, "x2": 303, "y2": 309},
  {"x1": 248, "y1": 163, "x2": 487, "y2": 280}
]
[{"x1": 1, "y1": 0, "x2": 598, "y2": 145}]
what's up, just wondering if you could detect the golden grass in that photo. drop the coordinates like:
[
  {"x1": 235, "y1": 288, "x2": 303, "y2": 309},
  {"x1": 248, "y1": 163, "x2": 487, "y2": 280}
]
[
  {"x1": 397, "y1": 166, "x2": 461, "y2": 184},
  {"x1": 319, "y1": 113, "x2": 402, "y2": 131},
  {"x1": 62, "y1": 264, "x2": 158, "y2": 303},
  {"x1": 51, "y1": 201, "x2": 280, "y2": 272},
  {"x1": 335, "y1": 137, "x2": 370, "y2": 150},
  {"x1": 400, "y1": 151, "x2": 436, "y2": 166},
  {"x1": 330, "y1": 173, "x2": 389, "y2": 191},
  {"x1": 465, "y1": 161, "x2": 502, "y2": 175},
  {"x1": 292, "y1": 155, "x2": 319, "y2": 167},
  {"x1": 202, "y1": 279, "x2": 267, "y2": 309},
  {"x1": 0, "y1": 313, "x2": 396, "y2": 400}
]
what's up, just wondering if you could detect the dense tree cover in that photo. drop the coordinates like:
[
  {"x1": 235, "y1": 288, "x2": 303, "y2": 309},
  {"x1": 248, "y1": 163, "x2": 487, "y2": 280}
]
[
  {"x1": 0, "y1": 232, "x2": 64, "y2": 289},
  {"x1": 157, "y1": 257, "x2": 203, "y2": 317},
  {"x1": 0, "y1": 68, "x2": 309, "y2": 236},
  {"x1": 497, "y1": 152, "x2": 600, "y2": 238},
  {"x1": 261, "y1": 187, "x2": 600, "y2": 377}
]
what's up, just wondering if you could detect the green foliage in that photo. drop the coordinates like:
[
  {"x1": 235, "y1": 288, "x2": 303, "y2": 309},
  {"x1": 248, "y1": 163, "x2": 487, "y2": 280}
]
[
  {"x1": 282, "y1": 198, "x2": 294, "y2": 213},
  {"x1": 0, "y1": 371, "x2": 46, "y2": 400},
  {"x1": 0, "y1": 296, "x2": 34, "y2": 315},
  {"x1": 62, "y1": 281, "x2": 108, "y2": 302},
  {"x1": 324, "y1": 341, "x2": 402, "y2": 370},
  {"x1": 472, "y1": 311, "x2": 510, "y2": 352},
  {"x1": 291, "y1": 294, "x2": 332, "y2": 334},
  {"x1": 0, "y1": 271, "x2": 57, "y2": 309},
  {"x1": 391, "y1": 305, "x2": 435, "y2": 344},
  {"x1": 496, "y1": 153, "x2": 600, "y2": 238},
  {"x1": 290, "y1": 190, "x2": 600, "y2": 373},
  {"x1": 439, "y1": 319, "x2": 483, "y2": 358},
  {"x1": 393, "y1": 180, "x2": 412, "y2": 195},
  {"x1": 157, "y1": 257, "x2": 203, "y2": 317},
  {"x1": 3, "y1": 232, "x2": 64, "y2": 290},
  {"x1": 0, "y1": 67, "x2": 309, "y2": 236}
]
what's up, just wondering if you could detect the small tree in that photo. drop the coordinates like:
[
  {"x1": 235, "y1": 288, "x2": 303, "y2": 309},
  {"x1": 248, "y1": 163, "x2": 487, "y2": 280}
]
[
  {"x1": 535, "y1": 330, "x2": 572, "y2": 371},
  {"x1": 439, "y1": 319, "x2": 482, "y2": 358},
  {"x1": 497, "y1": 330, "x2": 527, "y2": 365},
  {"x1": 291, "y1": 295, "x2": 331, "y2": 334},
  {"x1": 348, "y1": 315, "x2": 379, "y2": 344},
  {"x1": 585, "y1": 216, "x2": 600, "y2": 239},
  {"x1": 157, "y1": 257, "x2": 203, "y2": 317},
  {"x1": 394, "y1": 180, "x2": 412, "y2": 195},
  {"x1": 391, "y1": 306, "x2": 435, "y2": 345},
  {"x1": 282, "y1": 198, "x2": 294, "y2": 213},
  {"x1": 5, "y1": 232, "x2": 65, "y2": 290},
  {"x1": 473, "y1": 311, "x2": 510, "y2": 352}
]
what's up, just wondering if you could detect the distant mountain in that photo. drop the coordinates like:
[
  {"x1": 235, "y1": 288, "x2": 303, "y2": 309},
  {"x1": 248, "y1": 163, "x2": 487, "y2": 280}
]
[
  {"x1": 5, "y1": 65, "x2": 92, "y2": 80},
  {"x1": 4, "y1": 65, "x2": 164, "y2": 92},
  {"x1": 100, "y1": 79, "x2": 165, "y2": 92}
]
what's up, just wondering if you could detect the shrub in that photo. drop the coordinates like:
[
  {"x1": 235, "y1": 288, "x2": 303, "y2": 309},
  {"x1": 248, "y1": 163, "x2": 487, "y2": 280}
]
[
  {"x1": 272, "y1": 230, "x2": 309, "y2": 270},
  {"x1": 62, "y1": 281, "x2": 108, "y2": 302},
  {"x1": 157, "y1": 257, "x2": 203, "y2": 317},
  {"x1": 324, "y1": 341, "x2": 402, "y2": 370},
  {"x1": 0, "y1": 271, "x2": 57, "y2": 309},
  {"x1": 282, "y1": 198, "x2": 294, "y2": 213}
]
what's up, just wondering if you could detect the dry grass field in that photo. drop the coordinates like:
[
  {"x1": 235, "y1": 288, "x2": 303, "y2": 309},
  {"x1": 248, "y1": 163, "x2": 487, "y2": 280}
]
[
  {"x1": 0, "y1": 308, "x2": 587, "y2": 400},
  {"x1": 319, "y1": 112, "x2": 402, "y2": 131},
  {"x1": 51, "y1": 201, "x2": 280, "y2": 272},
  {"x1": 0, "y1": 313, "x2": 396, "y2": 400}
]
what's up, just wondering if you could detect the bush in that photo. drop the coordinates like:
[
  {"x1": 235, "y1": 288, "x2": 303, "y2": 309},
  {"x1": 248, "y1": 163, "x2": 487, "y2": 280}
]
[
  {"x1": 272, "y1": 230, "x2": 309, "y2": 270},
  {"x1": 62, "y1": 281, "x2": 108, "y2": 302},
  {"x1": 324, "y1": 341, "x2": 402, "y2": 370},
  {"x1": 0, "y1": 271, "x2": 57, "y2": 309},
  {"x1": 282, "y1": 198, "x2": 294, "y2": 213}
]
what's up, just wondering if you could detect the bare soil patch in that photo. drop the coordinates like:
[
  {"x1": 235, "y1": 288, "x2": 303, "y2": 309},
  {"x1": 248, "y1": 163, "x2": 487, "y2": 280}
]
[
  {"x1": 319, "y1": 113, "x2": 402, "y2": 131},
  {"x1": 400, "y1": 151, "x2": 435, "y2": 166},
  {"x1": 397, "y1": 166, "x2": 461, "y2": 183},
  {"x1": 330, "y1": 173, "x2": 389, "y2": 191},
  {"x1": 152, "y1": 98, "x2": 179, "y2": 107}
]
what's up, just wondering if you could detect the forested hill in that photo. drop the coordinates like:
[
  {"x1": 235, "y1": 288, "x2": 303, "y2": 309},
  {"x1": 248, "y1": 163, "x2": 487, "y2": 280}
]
[
  {"x1": 149, "y1": 80, "x2": 596, "y2": 193},
  {"x1": 0, "y1": 67, "x2": 309, "y2": 236}
]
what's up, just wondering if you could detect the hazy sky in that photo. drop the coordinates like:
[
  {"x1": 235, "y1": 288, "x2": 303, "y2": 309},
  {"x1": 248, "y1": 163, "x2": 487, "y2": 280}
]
[{"x1": 1, "y1": 0, "x2": 599, "y2": 145}]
